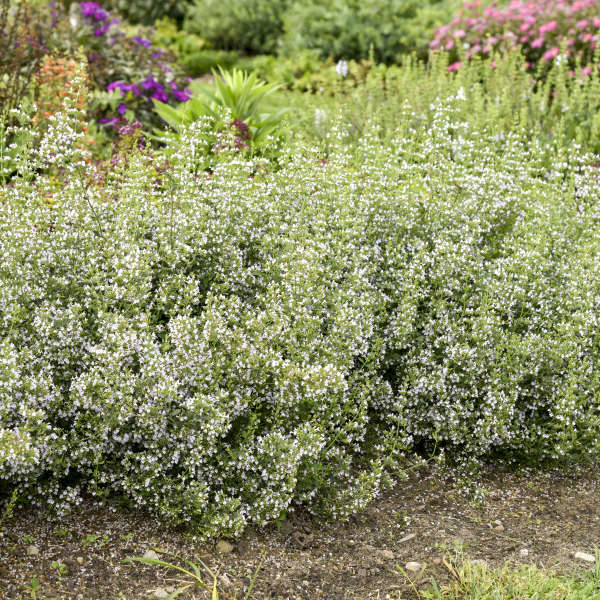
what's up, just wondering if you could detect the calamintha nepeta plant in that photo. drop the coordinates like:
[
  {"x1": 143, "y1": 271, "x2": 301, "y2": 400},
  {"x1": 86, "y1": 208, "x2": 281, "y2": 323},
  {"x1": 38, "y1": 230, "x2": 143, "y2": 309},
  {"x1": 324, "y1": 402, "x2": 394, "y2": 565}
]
[{"x1": 1, "y1": 56, "x2": 600, "y2": 539}]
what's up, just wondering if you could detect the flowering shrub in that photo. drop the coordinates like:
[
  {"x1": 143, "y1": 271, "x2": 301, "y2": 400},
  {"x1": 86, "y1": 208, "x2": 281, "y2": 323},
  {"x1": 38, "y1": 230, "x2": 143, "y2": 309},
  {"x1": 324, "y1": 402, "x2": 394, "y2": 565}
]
[
  {"x1": 1, "y1": 57, "x2": 600, "y2": 536},
  {"x1": 431, "y1": 0, "x2": 600, "y2": 74},
  {"x1": 57, "y1": 2, "x2": 191, "y2": 130},
  {"x1": 0, "y1": 0, "x2": 54, "y2": 118}
]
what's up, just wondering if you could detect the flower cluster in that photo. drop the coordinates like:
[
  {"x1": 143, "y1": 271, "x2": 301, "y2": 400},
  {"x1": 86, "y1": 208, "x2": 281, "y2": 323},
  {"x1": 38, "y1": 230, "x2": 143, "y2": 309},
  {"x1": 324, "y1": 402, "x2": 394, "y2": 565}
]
[
  {"x1": 1, "y1": 58, "x2": 600, "y2": 536},
  {"x1": 431, "y1": 0, "x2": 600, "y2": 74}
]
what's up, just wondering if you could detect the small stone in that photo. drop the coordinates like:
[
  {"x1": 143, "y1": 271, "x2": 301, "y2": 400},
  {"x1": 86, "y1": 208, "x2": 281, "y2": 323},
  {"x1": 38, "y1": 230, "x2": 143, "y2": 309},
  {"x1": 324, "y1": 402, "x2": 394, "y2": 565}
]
[
  {"x1": 398, "y1": 533, "x2": 417, "y2": 544},
  {"x1": 380, "y1": 549, "x2": 395, "y2": 560},
  {"x1": 519, "y1": 549, "x2": 529, "y2": 558},
  {"x1": 574, "y1": 552, "x2": 595, "y2": 563},
  {"x1": 492, "y1": 520, "x2": 504, "y2": 532},
  {"x1": 405, "y1": 561, "x2": 422, "y2": 573},
  {"x1": 151, "y1": 588, "x2": 169, "y2": 599},
  {"x1": 143, "y1": 549, "x2": 160, "y2": 561},
  {"x1": 470, "y1": 559, "x2": 487, "y2": 567},
  {"x1": 26, "y1": 545, "x2": 39, "y2": 557},
  {"x1": 432, "y1": 558, "x2": 442, "y2": 565},
  {"x1": 358, "y1": 568, "x2": 367, "y2": 577},
  {"x1": 216, "y1": 540, "x2": 234, "y2": 554}
]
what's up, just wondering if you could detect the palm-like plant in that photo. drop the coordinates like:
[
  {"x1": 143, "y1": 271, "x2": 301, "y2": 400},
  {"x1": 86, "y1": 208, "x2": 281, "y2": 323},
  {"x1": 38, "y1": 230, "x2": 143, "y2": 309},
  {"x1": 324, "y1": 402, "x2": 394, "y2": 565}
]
[{"x1": 153, "y1": 67, "x2": 290, "y2": 147}]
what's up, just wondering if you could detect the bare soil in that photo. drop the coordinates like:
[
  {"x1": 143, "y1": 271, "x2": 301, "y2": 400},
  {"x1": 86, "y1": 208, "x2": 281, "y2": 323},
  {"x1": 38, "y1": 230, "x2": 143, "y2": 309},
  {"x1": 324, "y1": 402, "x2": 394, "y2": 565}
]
[{"x1": 1, "y1": 463, "x2": 599, "y2": 599}]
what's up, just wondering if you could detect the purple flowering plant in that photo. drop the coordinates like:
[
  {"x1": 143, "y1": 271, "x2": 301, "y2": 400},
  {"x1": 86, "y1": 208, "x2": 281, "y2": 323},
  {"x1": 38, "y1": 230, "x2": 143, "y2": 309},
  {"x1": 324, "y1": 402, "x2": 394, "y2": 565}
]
[{"x1": 61, "y1": 1, "x2": 191, "y2": 132}]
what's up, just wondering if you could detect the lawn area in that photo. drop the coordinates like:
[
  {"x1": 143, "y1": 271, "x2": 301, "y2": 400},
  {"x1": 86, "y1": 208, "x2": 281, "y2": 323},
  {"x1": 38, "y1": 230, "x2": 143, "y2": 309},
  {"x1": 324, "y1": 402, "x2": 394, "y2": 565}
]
[{"x1": 1, "y1": 0, "x2": 600, "y2": 598}]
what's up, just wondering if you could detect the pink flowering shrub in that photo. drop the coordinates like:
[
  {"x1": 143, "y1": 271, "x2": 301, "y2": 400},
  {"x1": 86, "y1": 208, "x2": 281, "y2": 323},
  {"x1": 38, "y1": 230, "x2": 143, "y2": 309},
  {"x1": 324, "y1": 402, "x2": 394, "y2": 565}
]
[{"x1": 431, "y1": 0, "x2": 600, "y2": 74}]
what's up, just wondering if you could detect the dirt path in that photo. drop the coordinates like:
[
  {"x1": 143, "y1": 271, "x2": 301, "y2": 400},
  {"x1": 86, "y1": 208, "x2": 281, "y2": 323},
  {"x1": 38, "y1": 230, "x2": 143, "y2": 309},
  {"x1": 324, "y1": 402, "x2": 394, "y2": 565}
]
[{"x1": 1, "y1": 463, "x2": 599, "y2": 599}]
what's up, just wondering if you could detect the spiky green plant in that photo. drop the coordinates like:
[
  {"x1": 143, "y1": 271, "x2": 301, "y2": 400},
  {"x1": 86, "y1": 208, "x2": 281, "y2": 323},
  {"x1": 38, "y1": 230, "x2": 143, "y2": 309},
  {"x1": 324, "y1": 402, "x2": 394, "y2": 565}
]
[{"x1": 153, "y1": 67, "x2": 290, "y2": 148}]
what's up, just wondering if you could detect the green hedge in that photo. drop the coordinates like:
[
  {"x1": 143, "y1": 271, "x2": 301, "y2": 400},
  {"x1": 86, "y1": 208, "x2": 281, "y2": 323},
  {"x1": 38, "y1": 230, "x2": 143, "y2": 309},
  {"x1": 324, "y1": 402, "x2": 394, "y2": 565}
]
[
  {"x1": 184, "y1": 0, "x2": 290, "y2": 54},
  {"x1": 280, "y1": 0, "x2": 458, "y2": 62}
]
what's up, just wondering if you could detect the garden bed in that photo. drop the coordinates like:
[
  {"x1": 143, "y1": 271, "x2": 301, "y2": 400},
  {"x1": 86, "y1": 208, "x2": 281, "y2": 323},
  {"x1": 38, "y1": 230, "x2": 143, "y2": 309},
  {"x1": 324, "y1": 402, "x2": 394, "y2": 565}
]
[{"x1": 1, "y1": 463, "x2": 599, "y2": 599}]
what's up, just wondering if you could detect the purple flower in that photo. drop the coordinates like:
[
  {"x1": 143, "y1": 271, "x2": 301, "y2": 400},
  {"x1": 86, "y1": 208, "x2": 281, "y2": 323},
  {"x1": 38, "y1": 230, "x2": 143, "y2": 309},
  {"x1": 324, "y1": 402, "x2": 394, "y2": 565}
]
[
  {"x1": 231, "y1": 119, "x2": 250, "y2": 140},
  {"x1": 80, "y1": 1, "x2": 107, "y2": 20},
  {"x1": 133, "y1": 36, "x2": 151, "y2": 47},
  {"x1": 172, "y1": 89, "x2": 191, "y2": 102},
  {"x1": 141, "y1": 76, "x2": 159, "y2": 91},
  {"x1": 117, "y1": 103, "x2": 127, "y2": 115},
  {"x1": 107, "y1": 81, "x2": 125, "y2": 92},
  {"x1": 151, "y1": 89, "x2": 169, "y2": 103}
]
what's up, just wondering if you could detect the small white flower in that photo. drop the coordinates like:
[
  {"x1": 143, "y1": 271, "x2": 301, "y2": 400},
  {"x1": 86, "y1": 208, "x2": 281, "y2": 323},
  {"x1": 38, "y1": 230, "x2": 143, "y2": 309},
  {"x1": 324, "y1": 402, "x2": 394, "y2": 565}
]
[
  {"x1": 336, "y1": 60, "x2": 349, "y2": 78},
  {"x1": 314, "y1": 108, "x2": 326, "y2": 128}
]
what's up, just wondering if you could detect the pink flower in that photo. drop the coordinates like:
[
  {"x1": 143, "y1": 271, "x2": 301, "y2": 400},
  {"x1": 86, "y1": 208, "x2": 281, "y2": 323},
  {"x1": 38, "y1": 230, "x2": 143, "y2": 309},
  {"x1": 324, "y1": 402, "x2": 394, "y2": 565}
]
[
  {"x1": 445, "y1": 40, "x2": 455, "y2": 50},
  {"x1": 539, "y1": 21, "x2": 558, "y2": 35},
  {"x1": 576, "y1": 19, "x2": 589, "y2": 29},
  {"x1": 454, "y1": 29, "x2": 466, "y2": 38},
  {"x1": 542, "y1": 46, "x2": 559, "y2": 60},
  {"x1": 531, "y1": 36, "x2": 545, "y2": 48},
  {"x1": 581, "y1": 66, "x2": 592, "y2": 77},
  {"x1": 447, "y1": 61, "x2": 462, "y2": 72},
  {"x1": 593, "y1": 17, "x2": 600, "y2": 28}
]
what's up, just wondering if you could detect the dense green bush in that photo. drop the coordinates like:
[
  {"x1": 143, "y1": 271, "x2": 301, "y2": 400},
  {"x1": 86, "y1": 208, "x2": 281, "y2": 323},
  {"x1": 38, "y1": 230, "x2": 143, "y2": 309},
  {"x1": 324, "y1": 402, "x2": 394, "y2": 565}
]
[
  {"x1": 280, "y1": 0, "x2": 458, "y2": 63},
  {"x1": 104, "y1": 0, "x2": 185, "y2": 25},
  {"x1": 184, "y1": 0, "x2": 290, "y2": 54},
  {"x1": 1, "y1": 56, "x2": 600, "y2": 536}
]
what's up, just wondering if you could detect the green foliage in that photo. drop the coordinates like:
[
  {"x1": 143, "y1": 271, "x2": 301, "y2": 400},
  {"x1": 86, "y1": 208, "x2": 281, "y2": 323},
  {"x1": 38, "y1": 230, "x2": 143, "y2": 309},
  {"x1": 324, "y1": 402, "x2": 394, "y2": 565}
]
[
  {"x1": 280, "y1": 0, "x2": 459, "y2": 63},
  {"x1": 184, "y1": 0, "x2": 290, "y2": 54},
  {"x1": 423, "y1": 552, "x2": 600, "y2": 599},
  {"x1": 154, "y1": 68, "x2": 290, "y2": 148},
  {"x1": 104, "y1": 0, "x2": 185, "y2": 26},
  {"x1": 125, "y1": 550, "x2": 263, "y2": 599},
  {"x1": 181, "y1": 50, "x2": 242, "y2": 77}
]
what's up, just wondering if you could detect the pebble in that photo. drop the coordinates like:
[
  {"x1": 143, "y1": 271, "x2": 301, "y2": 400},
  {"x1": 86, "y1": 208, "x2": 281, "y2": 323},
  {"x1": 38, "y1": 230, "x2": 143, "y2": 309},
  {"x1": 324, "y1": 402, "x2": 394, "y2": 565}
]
[
  {"x1": 143, "y1": 549, "x2": 160, "y2": 561},
  {"x1": 470, "y1": 559, "x2": 487, "y2": 567},
  {"x1": 492, "y1": 520, "x2": 504, "y2": 532},
  {"x1": 216, "y1": 540, "x2": 234, "y2": 554},
  {"x1": 151, "y1": 588, "x2": 169, "y2": 599},
  {"x1": 380, "y1": 549, "x2": 395, "y2": 560},
  {"x1": 432, "y1": 558, "x2": 442, "y2": 565},
  {"x1": 519, "y1": 549, "x2": 529, "y2": 558},
  {"x1": 405, "y1": 561, "x2": 422, "y2": 573},
  {"x1": 398, "y1": 533, "x2": 417, "y2": 544},
  {"x1": 574, "y1": 552, "x2": 595, "y2": 563},
  {"x1": 26, "y1": 545, "x2": 39, "y2": 557}
]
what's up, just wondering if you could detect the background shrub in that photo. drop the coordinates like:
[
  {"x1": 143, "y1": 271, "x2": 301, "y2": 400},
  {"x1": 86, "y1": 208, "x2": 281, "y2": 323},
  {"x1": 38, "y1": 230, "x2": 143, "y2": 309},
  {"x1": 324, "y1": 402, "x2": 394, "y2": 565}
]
[
  {"x1": 103, "y1": 0, "x2": 185, "y2": 25},
  {"x1": 184, "y1": 0, "x2": 290, "y2": 54},
  {"x1": 280, "y1": 0, "x2": 459, "y2": 63}
]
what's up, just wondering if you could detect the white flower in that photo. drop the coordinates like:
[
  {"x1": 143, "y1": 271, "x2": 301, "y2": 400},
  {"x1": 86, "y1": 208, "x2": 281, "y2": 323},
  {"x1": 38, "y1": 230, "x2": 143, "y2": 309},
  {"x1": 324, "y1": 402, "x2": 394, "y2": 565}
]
[
  {"x1": 336, "y1": 60, "x2": 349, "y2": 78},
  {"x1": 314, "y1": 108, "x2": 326, "y2": 128}
]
